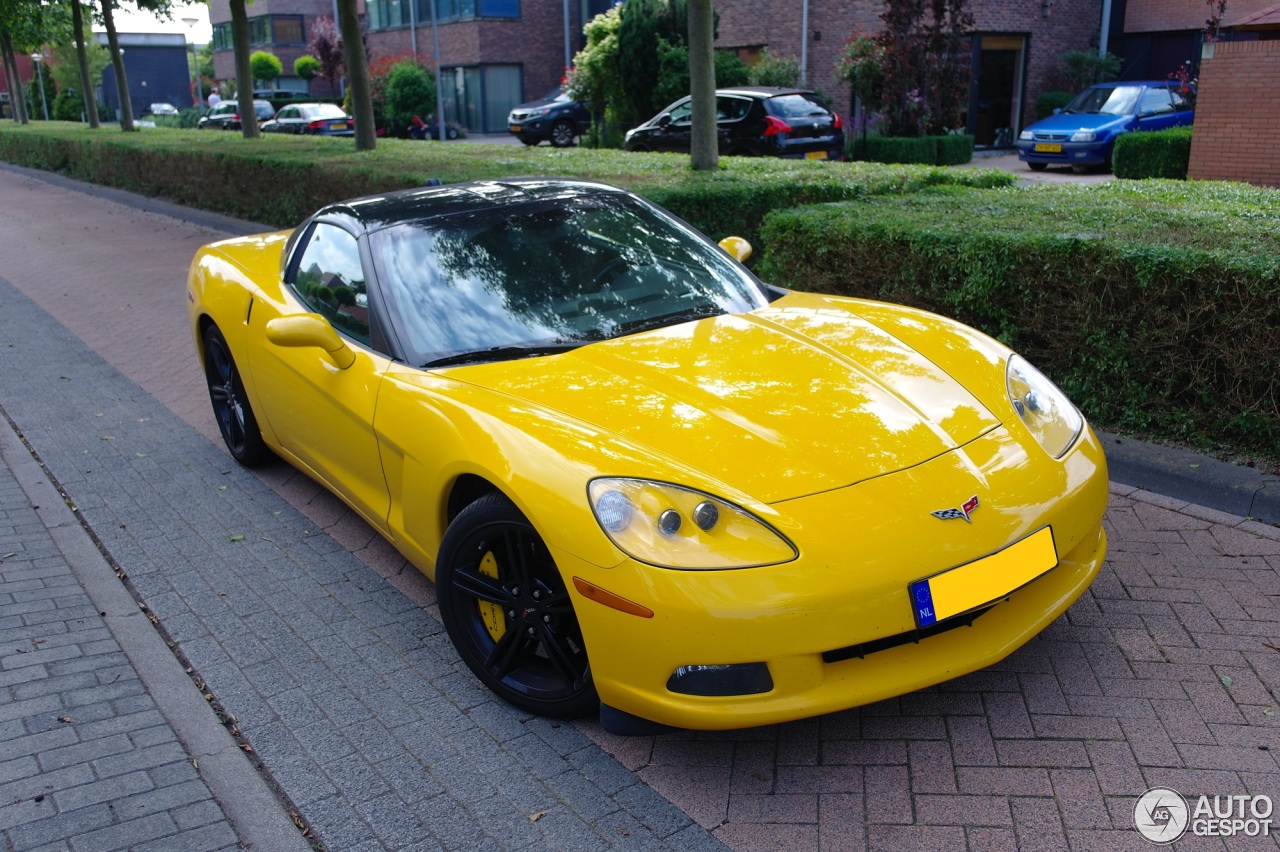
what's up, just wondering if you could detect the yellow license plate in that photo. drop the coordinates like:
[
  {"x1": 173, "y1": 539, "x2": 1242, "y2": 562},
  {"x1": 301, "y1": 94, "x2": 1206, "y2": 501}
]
[
  {"x1": 509, "y1": 124, "x2": 522, "y2": 133},
  {"x1": 909, "y1": 527, "x2": 1058, "y2": 627},
  {"x1": 1035, "y1": 143, "x2": 1062, "y2": 153},
  {"x1": 331, "y1": 123, "x2": 347, "y2": 130},
  {"x1": 805, "y1": 150, "x2": 827, "y2": 160}
]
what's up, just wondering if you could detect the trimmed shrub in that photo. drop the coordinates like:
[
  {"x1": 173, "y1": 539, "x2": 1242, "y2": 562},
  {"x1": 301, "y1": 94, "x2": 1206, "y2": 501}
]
[
  {"x1": 756, "y1": 182, "x2": 1280, "y2": 457},
  {"x1": 1035, "y1": 91, "x2": 1071, "y2": 119},
  {"x1": 848, "y1": 134, "x2": 972, "y2": 165},
  {"x1": 1112, "y1": 127, "x2": 1193, "y2": 180},
  {"x1": 936, "y1": 134, "x2": 973, "y2": 166}
]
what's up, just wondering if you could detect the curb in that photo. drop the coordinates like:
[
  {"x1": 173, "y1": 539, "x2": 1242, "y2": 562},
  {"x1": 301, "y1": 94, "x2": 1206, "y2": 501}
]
[
  {"x1": 0, "y1": 418, "x2": 312, "y2": 852},
  {"x1": 1099, "y1": 429, "x2": 1280, "y2": 527}
]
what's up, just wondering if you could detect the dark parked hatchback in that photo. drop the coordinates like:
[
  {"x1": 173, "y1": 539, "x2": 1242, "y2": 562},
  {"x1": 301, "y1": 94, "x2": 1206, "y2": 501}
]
[
  {"x1": 624, "y1": 87, "x2": 843, "y2": 160},
  {"x1": 197, "y1": 99, "x2": 275, "y2": 131},
  {"x1": 507, "y1": 88, "x2": 592, "y2": 148}
]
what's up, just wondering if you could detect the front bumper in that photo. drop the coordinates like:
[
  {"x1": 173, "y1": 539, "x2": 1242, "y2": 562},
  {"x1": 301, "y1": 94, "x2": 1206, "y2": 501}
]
[
  {"x1": 1016, "y1": 140, "x2": 1109, "y2": 166},
  {"x1": 561, "y1": 424, "x2": 1109, "y2": 730}
]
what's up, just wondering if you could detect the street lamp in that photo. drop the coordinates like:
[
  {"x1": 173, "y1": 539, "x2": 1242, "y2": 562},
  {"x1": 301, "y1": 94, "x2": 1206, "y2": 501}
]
[
  {"x1": 30, "y1": 52, "x2": 50, "y2": 121},
  {"x1": 182, "y1": 16, "x2": 201, "y2": 109}
]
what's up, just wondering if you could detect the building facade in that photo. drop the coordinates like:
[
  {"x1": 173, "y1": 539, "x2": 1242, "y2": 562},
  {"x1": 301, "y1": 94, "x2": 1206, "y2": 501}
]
[
  {"x1": 94, "y1": 33, "x2": 193, "y2": 119},
  {"x1": 712, "y1": 0, "x2": 1109, "y2": 149},
  {"x1": 208, "y1": 0, "x2": 334, "y2": 98}
]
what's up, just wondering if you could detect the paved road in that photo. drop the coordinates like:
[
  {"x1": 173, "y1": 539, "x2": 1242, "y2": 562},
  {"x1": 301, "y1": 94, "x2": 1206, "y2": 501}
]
[{"x1": 0, "y1": 163, "x2": 1277, "y2": 851}]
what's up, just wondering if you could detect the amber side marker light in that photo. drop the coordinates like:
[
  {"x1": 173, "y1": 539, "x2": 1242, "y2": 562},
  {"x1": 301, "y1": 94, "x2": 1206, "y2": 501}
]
[{"x1": 572, "y1": 578, "x2": 654, "y2": 618}]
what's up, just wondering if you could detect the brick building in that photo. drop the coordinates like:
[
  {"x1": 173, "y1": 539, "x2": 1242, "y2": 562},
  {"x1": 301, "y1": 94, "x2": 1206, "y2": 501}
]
[
  {"x1": 1187, "y1": 4, "x2": 1280, "y2": 187},
  {"x1": 1119, "y1": 0, "x2": 1277, "y2": 78},
  {"x1": 208, "y1": 0, "x2": 325, "y2": 98},
  {"x1": 712, "y1": 0, "x2": 1110, "y2": 148}
]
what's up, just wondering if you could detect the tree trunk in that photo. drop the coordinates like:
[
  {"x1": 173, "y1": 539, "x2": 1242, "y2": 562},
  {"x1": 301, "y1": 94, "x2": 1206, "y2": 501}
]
[
  {"x1": 100, "y1": 0, "x2": 134, "y2": 130},
  {"x1": 688, "y1": 0, "x2": 717, "y2": 171},
  {"x1": 72, "y1": 0, "x2": 100, "y2": 128},
  {"x1": 2, "y1": 34, "x2": 30, "y2": 124},
  {"x1": 229, "y1": 0, "x2": 259, "y2": 138},
  {"x1": 338, "y1": 0, "x2": 375, "y2": 150}
]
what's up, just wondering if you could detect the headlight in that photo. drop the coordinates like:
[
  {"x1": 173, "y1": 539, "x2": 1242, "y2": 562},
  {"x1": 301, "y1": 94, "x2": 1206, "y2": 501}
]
[
  {"x1": 1070, "y1": 130, "x2": 1097, "y2": 142},
  {"x1": 1019, "y1": 130, "x2": 1033, "y2": 141},
  {"x1": 587, "y1": 479, "x2": 796, "y2": 569},
  {"x1": 1006, "y1": 355, "x2": 1083, "y2": 459}
]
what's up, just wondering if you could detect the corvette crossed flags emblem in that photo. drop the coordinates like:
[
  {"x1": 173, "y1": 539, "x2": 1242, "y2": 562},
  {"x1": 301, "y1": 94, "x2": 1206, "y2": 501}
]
[{"x1": 931, "y1": 495, "x2": 980, "y2": 522}]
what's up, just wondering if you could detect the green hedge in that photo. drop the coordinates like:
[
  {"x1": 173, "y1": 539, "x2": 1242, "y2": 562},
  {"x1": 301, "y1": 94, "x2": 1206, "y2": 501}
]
[
  {"x1": 0, "y1": 122, "x2": 1011, "y2": 241},
  {"x1": 1035, "y1": 91, "x2": 1072, "y2": 120},
  {"x1": 756, "y1": 181, "x2": 1280, "y2": 457},
  {"x1": 1113, "y1": 126, "x2": 1193, "y2": 180},
  {"x1": 847, "y1": 134, "x2": 973, "y2": 166}
]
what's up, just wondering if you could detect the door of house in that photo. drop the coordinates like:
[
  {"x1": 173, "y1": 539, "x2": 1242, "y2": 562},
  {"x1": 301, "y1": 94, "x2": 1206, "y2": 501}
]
[{"x1": 969, "y1": 35, "x2": 1027, "y2": 148}]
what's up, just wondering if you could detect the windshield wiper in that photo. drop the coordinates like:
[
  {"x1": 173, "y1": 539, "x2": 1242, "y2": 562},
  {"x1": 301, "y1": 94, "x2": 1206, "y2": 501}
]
[
  {"x1": 422, "y1": 341, "x2": 582, "y2": 368},
  {"x1": 617, "y1": 305, "x2": 725, "y2": 337}
]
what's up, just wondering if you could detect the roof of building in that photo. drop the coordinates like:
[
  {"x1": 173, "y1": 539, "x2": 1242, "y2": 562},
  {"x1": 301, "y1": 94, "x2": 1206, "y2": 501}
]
[{"x1": 1229, "y1": 2, "x2": 1280, "y2": 29}]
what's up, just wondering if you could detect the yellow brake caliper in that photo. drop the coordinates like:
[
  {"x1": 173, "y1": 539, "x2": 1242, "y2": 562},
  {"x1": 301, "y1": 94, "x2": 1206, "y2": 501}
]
[{"x1": 477, "y1": 551, "x2": 505, "y2": 642}]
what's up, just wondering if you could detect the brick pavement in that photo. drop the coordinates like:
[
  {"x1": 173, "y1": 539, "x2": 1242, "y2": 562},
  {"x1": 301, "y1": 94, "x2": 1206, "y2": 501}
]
[
  {"x1": 0, "y1": 163, "x2": 1278, "y2": 850},
  {"x1": 0, "y1": 419, "x2": 242, "y2": 850}
]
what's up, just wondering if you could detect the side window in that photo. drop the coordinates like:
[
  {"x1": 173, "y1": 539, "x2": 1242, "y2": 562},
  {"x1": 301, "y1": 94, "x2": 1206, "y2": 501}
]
[
  {"x1": 290, "y1": 223, "x2": 372, "y2": 346},
  {"x1": 667, "y1": 101, "x2": 693, "y2": 125},
  {"x1": 1138, "y1": 88, "x2": 1174, "y2": 116},
  {"x1": 1170, "y1": 88, "x2": 1193, "y2": 112},
  {"x1": 716, "y1": 96, "x2": 750, "y2": 122}
]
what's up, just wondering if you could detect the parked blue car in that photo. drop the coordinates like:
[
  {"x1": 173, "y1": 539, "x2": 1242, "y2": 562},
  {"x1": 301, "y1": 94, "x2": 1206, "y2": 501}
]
[{"x1": 1016, "y1": 81, "x2": 1194, "y2": 173}]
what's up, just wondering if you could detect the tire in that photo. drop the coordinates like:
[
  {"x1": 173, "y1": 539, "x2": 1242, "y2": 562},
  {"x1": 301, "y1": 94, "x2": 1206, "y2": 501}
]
[
  {"x1": 1028, "y1": 162, "x2": 1047, "y2": 172},
  {"x1": 549, "y1": 119, "x2": 576, "y2": 148},
  {"x1": 446, "y1": 127, "x2": 460, "y2": 140},
  {"x1": 437, "y1": 494, "x2": 597, "y2": 718},
  {"x1": 202, "y1": 325, "x2": 271, "y2": 467}
]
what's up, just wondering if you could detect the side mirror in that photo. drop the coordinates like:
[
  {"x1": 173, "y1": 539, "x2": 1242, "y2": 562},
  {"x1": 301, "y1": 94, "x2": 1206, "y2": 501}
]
[
  {"x1": 265, "y1": 313, "x2": 355, "y2": 369},
  {"x1": 1052, "y1": 107, "x2": 1062, "y2": 115},
  {"x1": 718, "y1": 236, "x2": 753, "y2": 263},
  {"x1": 656, "y1": 114, "x2": 672, "y2": 128}
]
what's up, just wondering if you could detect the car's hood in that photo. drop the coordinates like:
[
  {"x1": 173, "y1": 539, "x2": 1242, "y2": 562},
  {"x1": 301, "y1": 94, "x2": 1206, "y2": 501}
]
[
  {"x1": 446, "y1": 296, "x2": 1001, "y2": 503},
  {"x1": 1026, "y1": 112, "x2": 1129, "y2": 134}
]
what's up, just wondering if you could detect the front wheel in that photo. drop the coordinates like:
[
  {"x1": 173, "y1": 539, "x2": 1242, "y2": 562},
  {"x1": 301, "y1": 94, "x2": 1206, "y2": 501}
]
[
  {"x1": 437, "y1": 494, "x2": 597, "y2": 718},
  {"x1": 549, "y1": 119, "x2": 576, "y2": 148},
  {"x1": 202, "y1": 325, "x2": 271, "y2": 467}
]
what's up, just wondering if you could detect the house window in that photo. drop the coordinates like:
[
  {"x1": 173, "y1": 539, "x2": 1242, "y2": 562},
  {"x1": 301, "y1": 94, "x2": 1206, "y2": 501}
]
[
  {"x1": 212, "y1": 22, "x2": 233, "y2": 51},
  {"x1": 433, "y1": 0, "x2": 519, "y2": 21},
  {"x1": 272, "y1": 16, "x2": 305, "y2": 44},
  {"x1": 248, "y1": 16, "x2": 269, "y2": 45}
]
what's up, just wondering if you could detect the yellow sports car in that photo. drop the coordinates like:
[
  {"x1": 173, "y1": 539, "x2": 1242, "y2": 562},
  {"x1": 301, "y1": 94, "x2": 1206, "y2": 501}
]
[{"x1": 187, "y1": 179, "x2": 1108, "y2": 734}]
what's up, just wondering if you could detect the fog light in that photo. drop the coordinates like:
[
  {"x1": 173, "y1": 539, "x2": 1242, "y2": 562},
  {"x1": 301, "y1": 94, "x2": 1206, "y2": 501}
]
[{"x1": 666, "y1": 662, "x2": 773, "y2": 696}]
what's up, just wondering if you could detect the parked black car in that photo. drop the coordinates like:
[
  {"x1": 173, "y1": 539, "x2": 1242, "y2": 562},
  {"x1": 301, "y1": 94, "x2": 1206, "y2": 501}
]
[
  {"x1": 507, "y1": 88, "x2": 592, "y2": 148},
  {"x1": 624, "y1": 87, "x2": 844, "y2": 160},
  {"x1": 261, "y1": 103, "x2": 355, "y2": 136},
  {"x1": 197, "y1": 99, "x2": 275, "y2": 131}
]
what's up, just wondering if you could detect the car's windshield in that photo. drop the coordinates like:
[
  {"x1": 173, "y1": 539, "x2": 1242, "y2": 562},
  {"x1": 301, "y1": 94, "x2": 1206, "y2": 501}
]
[
  {"x1": 369, "y1": 195, "x2": 768, "y2": 366},
  {"x1": 1062, "y1": 85, "x2": 1142, "y2": 116}
]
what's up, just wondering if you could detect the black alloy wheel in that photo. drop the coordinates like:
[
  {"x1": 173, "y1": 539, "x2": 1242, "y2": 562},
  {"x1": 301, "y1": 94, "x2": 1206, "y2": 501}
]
[
  {"x1": 549, "y1": 119, "x2": 576, "y2": 148},
  {"x1": 437, "y1": 494, "x2": 597, "y2": 718},
  {"x1": 202, "y1": 325, "x2": 271, "y2": 466}
]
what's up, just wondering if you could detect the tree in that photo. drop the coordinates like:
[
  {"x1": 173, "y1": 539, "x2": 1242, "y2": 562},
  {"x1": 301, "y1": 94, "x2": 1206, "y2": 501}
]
[
  {"x1": 68, "y1": 0, "x2": 101, "y2": 128},
  {"x1": 337, "y1": 0, "x2": 374, "y2": 150},
  {"x1": 876, "y1": 0, "x2": 973, "y2": 137},
  {"x1": 308, "y1": 15, "x2": 344, "y2": 92},
  {"x1": 687, "y1": 0, "x2": 716, "y2": 170},
  {"x1": 250, "y1": 50, "x2": 282, "y2": 87},
  {"x1": 747, "y1": 48, "x2": 801, "y2": 88},
  {"x1": 294, "y1": 54, "x2": 320, "y2": 83},
  {"x1": 652, "y1": 38, "x2": 746, "y2": 109},
  {"x1": 1060, "y1": 50, "x2": 1121, "y2": 92},
  {"x1": 383, "y1": 61, "x2": 435, "y2": 137},
  {"x1": 616, "y1": 0, "x2": 694, "y2": 126},
  {"x1": 565, "y1": 5, "x2": 623, "y2": 140},
  {"x1": 0, "y1": 0, "x2": 51, "y2": 124},
  {"x1": 227, "y1": 0, "x2": 258, "y2": 138}
]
